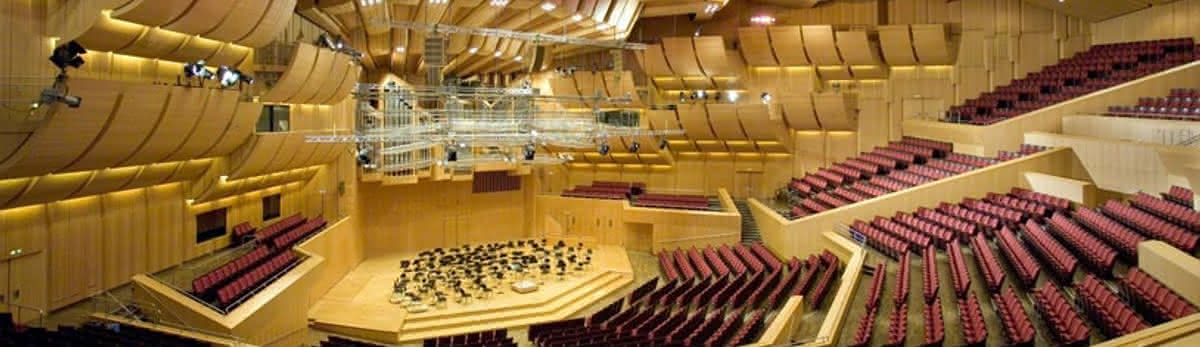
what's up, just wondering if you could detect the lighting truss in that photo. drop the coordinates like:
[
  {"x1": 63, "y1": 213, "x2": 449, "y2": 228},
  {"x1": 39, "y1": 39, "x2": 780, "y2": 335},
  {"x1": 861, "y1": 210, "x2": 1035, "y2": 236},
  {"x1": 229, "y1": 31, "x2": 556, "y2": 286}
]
[{"x1": 377, "y1": 20, "x2": 647, "y2": 50}]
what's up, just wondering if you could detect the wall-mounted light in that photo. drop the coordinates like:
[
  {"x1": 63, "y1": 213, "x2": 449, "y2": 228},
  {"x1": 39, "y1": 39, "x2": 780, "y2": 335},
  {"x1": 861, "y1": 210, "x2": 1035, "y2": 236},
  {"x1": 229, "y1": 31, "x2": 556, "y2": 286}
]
[
  {"x1": 750, "y1": 15, "x2": 776, "y2": 25},
  {"x1": 761, "y1": 92, "x2": 772, "y2": 104},
  {"x1": 490, "y1": 0, "x2": 510, "y2": 7}
]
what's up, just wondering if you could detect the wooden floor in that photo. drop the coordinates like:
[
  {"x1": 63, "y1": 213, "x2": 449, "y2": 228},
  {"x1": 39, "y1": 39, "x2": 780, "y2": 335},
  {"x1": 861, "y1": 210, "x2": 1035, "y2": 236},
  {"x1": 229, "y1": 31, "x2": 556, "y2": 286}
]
[{"x1": 309, "y1": 241, "x2": 635, "y2": 343}]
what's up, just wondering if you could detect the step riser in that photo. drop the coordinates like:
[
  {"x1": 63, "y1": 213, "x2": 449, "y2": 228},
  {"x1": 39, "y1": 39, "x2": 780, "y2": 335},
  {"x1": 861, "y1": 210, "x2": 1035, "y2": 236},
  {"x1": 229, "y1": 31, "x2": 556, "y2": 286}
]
[{"x1": 401, "y1": 272, "x2": 625, "y2": 331}]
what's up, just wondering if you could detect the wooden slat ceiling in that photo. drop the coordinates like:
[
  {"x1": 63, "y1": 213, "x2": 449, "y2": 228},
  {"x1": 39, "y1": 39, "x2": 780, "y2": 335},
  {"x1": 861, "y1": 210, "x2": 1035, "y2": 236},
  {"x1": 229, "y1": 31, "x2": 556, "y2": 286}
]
[
  {"x1": 297, "y1": 0, "x2": 659, "y2": 78},
  {"x1": 1021, "y1": 0, "x2": 1177, "y2": 21}
]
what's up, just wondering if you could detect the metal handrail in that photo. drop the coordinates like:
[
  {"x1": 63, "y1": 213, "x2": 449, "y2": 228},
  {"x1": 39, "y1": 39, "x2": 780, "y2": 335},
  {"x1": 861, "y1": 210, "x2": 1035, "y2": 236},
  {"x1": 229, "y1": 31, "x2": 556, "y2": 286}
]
[
  {"x1": 89, "y1": 295, "x2": 248, "y2": 346},
  {"x1": 7, "y1": 302, "x2": 46, "y2": 328}
]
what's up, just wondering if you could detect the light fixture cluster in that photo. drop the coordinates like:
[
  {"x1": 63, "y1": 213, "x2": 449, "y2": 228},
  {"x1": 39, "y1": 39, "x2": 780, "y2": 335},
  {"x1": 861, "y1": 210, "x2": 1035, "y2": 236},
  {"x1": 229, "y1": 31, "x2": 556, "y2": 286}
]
[
  {"x1": 180, "y1": 60, "x2": 254, "y2": 89},
  {"x1": 571, "y1": 14, "x2": 584, "y2": 22},
  {"x1": 359, "y1": 0, "x2": 383, "y2": 6},
  {"x1": 429, "y1": 0, "x2": 448, "y2": 4},
  {"x1": 316, "y1": 33, "x2": 363, "y2": 60},
  {"x1": 704, "y1": 3, "x2": 720, "y2": 14},
  {"x1": 490, "y1": 0, "x2": 510, "y2": 7},
  {"x1": 676, "y1": 89, "x2": 744, "y2": 104},
  {"x1": 468, "y1": 47, "x2": 480, "y2": 54},
  {"x1": 750, "y1": 15, "x2": 776, "y2": 25}
]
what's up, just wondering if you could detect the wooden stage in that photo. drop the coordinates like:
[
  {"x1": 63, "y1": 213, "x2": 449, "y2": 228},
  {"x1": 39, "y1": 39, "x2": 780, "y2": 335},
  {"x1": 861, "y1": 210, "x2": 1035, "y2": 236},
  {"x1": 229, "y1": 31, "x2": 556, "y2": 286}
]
[{"x1": 308, "y1": 242, "x2": 634, "y2": 343}]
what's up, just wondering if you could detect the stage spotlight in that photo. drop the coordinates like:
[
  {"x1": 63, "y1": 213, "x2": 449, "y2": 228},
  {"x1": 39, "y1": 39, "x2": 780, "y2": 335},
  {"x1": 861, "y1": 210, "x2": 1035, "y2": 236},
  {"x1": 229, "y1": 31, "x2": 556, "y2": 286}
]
[
  {"x1": 659, "y1": 138, "x2": 669, "y2": 150},
  {"x1": 316, "y1": 33, "x2": 337, "y2": 50},
  {"x1": 216, "y1": 66, "x2": 240, "y2": 88},
  {"x1": 727, "y1": 91, "x2": 740, "y2": 103},
  {"x1": 761, "y1": 92, "x2": 772, "y2": 104},
  {"x1": 697, "y1": 90, "x2": 706, "y2": 99},
  {"x1": 629, "y1": 141, "x2": 640, "y2": 153},
  {"x1": 49, "y1": 41, "x2": 87, "y2": 71},
  {"x1": 524, "y1": 144, "x2": 536, "y2": 160},
  {"x1": 356, "y1": 146, "x2": 375, "y2": 169},
  {"x1": 597, "y1": 143, "x2": 610, "y2": 155},
  {"x1": 39, "y1": 87, "x2": 81, "y2": 108},
  {"x1": 238, "y1": 71, "x2": 255, "y2": 86},
  {"x1": 184, "y1": 60, "x2": 214, "y2": 79},
  {"x1": 447, "y1": 145, "x2": 459, "y2": 162}
]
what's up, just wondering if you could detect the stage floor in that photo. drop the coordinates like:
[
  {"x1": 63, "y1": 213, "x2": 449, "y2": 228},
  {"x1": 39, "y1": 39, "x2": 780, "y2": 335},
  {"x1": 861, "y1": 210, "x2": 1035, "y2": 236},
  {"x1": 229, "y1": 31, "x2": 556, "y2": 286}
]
[{"x1": 309, "y1": 242, "x2": 633, "y2": 343}]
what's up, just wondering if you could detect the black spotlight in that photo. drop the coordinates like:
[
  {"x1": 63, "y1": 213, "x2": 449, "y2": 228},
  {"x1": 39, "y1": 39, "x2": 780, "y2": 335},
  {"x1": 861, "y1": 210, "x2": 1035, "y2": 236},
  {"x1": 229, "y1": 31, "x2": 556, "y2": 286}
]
[
  {"x1": 49, "y1": 41, "x2": 87, "y2": 71},
  {"x1": 447, "y1": 147, "x2": 459, "y2": 162},
  {"x1": 659, "y1": 138, "x2": 669, "y2": 150},
  {"x1": 629, "y1": 141, "x2": 640, "y2": 153},
  {"x1": 524, "y1": 144, "x2": 536, "y2": 160},
  {"x1": 316, "y1": 33, "x2": 337, "y2": 50},
  {"x1": 597, "y1": 144, "x2": 610, "y2": 156},
  {"x1": 216, "y1": 66, "x2": 240, "y2": 88},
  {"x1": 39, "y1": 88, "x2": 81, "y2": 108},
  {"x1": 356, "y1": 146, "x2": 375, "y2": 169},
  {"x1": 184, "y1": 60, "x2": 214, "y2": 79}
]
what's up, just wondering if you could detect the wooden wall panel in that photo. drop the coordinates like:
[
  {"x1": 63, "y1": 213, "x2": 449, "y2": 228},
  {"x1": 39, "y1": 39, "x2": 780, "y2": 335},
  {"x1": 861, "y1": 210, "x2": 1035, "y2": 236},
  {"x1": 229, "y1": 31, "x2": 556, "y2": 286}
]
[
  {"x1": 738, "y1": 27, "x2": 778, "y2": 66},
  {"x1": 693, "y1": 36, "x2": 732, "y2": 76},
  {"x1": 121, "y1": 86, "x2": 208, "y2": 166},
  {"x1": 834, "y1": 31, "x2": 882, "y2": 65},
  {"x1": 877, "y1": 25, "x2": 919, "y2": 65},
  {"x1": 661, "y1": 38, "x2": 703, "y2": 76},
  {"x1": 47, "y1": 196, "x2": 103, "y2": 310},
  {"x1": 261, "y1": 43, "x2": 318, "y2": 102},
  {"x1": 1091, "y1": 0, "x2": 1200, "y2": 44},
  {"x1": 706, "y1": 104, "x2": 745, "y2": 139},
  {"x1": 677, "y1": 104, "x2": 716, "y2": 140},
  {"x1": 768, "y1": 26, "x2": 810, "y2": 66},
  {"x1": 800, "y1": 26, "x2": 843, "y2": 66},
  {"x1": 0, "y1": 79, "x2": 119, "y2": 179},
  {"x1": 910, "y1": 24, "x2": 955, "y2": 65},
  {"x1": 64, "y1": 84, "x2": 168, "y2": 172},
  {"x1": 359, "y1": 179, "x2": 529, "y2": 257},
  {"x1": 781, "y1": 97, "x2": 820, "y2": 130}
]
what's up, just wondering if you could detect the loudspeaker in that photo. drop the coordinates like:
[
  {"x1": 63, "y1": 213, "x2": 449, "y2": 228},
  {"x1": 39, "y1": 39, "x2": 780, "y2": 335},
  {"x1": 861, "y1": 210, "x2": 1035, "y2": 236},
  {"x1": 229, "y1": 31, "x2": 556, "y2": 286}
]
[{"x1": 529, "y1": 46, "x2": 549, "y2": 73}]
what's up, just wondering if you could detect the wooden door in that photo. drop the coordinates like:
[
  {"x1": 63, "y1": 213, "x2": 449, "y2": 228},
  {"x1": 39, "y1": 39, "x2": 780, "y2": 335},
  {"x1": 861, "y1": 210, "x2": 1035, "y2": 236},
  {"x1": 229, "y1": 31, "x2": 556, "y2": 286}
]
[{"x1": 734, "y1": 172, "x2": 763, "y2": 199}]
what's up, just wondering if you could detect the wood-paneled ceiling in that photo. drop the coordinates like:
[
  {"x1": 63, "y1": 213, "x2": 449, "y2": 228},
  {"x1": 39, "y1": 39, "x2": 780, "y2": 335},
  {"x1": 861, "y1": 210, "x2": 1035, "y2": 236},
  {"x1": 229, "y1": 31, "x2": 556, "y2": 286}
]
[
  {"x1": 1023, "y1": 0, "x2": 1177, "y2": 21},
  {"x1": 296, "y1": 0, "x2": 665, "y2": 78}
]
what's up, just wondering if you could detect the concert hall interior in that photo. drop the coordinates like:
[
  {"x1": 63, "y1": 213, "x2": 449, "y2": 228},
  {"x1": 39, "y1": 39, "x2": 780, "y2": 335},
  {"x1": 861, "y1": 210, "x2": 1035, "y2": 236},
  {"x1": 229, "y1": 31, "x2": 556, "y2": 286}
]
[{"x1": 4, "y1": 0, "x2": 1200, "y2": 346}]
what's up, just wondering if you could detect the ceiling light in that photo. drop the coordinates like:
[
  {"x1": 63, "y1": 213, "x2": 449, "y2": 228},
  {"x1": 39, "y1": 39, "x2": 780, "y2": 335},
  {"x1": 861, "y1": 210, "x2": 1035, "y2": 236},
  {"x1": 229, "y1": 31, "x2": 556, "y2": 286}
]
[
  {"x1": 704, "y1": 3, "x2": 719, "y2": 14},
  {"x1": 395, "y1": 46, "x2": 405, "y2": 53},
  {"x1": 494, "y1": 51, "x2": 502, "y2": 57},
  {"x1": 540, "y1": 2, "x2": 557, "y2": 11},
  {"x1": 468, "y1": 47, "x2": 479, "y2": 54},
  {"x1": 514, "y1": 56, "x2": 523, "y2": 61},
  {"x1": 571, "y1": 14, "x2": 584, "y2": 22},
  {"x1": 727, "y1": 91, "x2": 740, "y2": 103},
  {"x1": 750, "y1": 15, "x2": 776, "y2": 25},
  {"x1": 217, "y1": 66, "x2": 240, "y2": 88},
  {"x1": 429, "y1": 0, "x2": 447, "y2": 4},
  {"x1": 761, "y1": 92, "x2": 772, "y2": 104},
  {"x1": 596, "y1": 22, "x2": 610, "y2": 30},
  {"x1": 490, "y1": 0, "x2": 510, "y2": 7}
]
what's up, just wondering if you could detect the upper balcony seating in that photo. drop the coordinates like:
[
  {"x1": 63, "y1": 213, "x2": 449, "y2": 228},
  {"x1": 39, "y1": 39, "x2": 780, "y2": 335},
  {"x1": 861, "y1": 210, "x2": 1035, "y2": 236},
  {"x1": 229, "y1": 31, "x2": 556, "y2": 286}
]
[
  {"x1": 922, "y1": 248, "x2": 939, "y2": 303},
  {"x1": 1107, "y1": 88, "x2": 1200, "y2": 121},
  {"x1": 658, "y1": 251, "x2": 679, "y2": 282},
  {"x1": 987, "y1": 192, "x2": 1050, "y2": 219},
  {"x1": 1121, "y1": 267, "x2": 1198, "y2": 323},
  {"x1": 948, "y1": 241, "x2": 972, "y2": 298},
  {"x1": 1072, "y1": 208, "x2": 1145, "y2": 260},
  {"x1": 1075, "y1": 275, "x2": 1149, "y2": 338},
  {"x1": 632, "y1": 193, "x2": 713, "y2": 211},
  {"x1": 831, "y1": 163, "x2": 867, "y2": 181},
  {"x1": 1022, "y1": 220, "x2": 1079, "y2": 281},
  {"x1": 852, "y1": 220, "x2": 910, "y2": 259},
  {"x1": 992, "y1": 287, "x2": 1037, "y2": 346},
  {"x1": 916, "y1": 207, "x2": 978, "y2": 240},
  {"x1": 969, "y1": 234, "x2": 1006, "y2": 293},
  {"x1": 1101, "y1": 200, "x2": 1199, "y2": 252},
  {"x1": 908, "y1": 165, "x2": 953, "y2": 181},
  {"x1": 894, "y1": 253, "x2": 911, "y2": 305},
  {"x1": 272, "y1": 217, "x2": 327, "y2": 249},
  {"x1": 1131, "y1": 192, "x2": 1200, "y2": 230},
  {"x1": 1164, "y1": 185, "x2": 1194, "y2": 208},
  {"x1": 995, "y1": 227, "x2": 1041, "y2": 289},
  {"x1": 962, "y1": 198, "x2": 1027, "y2": 225},
  {"x1": 0, "y1": 317, "x2": 209, "y2": 347},
  {"x1": 1010, "y1": 187, "x2": 1073, "y2": 211},
  {"x1": 947, "y1": 38, "x2": 1198, "y2": 125},
  {"x1": 216, "y1": 251, "x2": 298, "y2": 308},
  {"x1": 255, "y1": 213, "x2": 306, "y2": 244},
  {"x1": 895, "y1": 211, "x2": 956, "y2": 247},
  {"x1": 938, "y1": 202, "x2": 1002, "y2": 232},
  {"x1": 1045, "y1": 213, "x2": 1118, "y2": 273},
  {"x1": 561, "y1": 181, "x2": 644, "y2": 200},
  {"x1": 1032, "y1": 282, "x2": 1091, "y2": 345},
  {"x1": 231, "y1": 222, "x2": 256, "y2": 244},
  {"x1": 850, "y1": 181, "x2": 892, "y2": 198},
  {"x1": 865, "y1": 175, "x2": 911, "y2": 193},
  {"x1": 422, "y1": 329, "x2": 513, "y2": 347},
  {"x1": 886, "y1": 302, "x2": 909, "y2": 347},
  {"x1": 945, "y1": 152, "x2": 998, "y2": 169},
  {"x1": 833, "y1": 186, "x2": 872, "y2": 203},
  {"x1": 924, "y1": 298, "x2": 945, "y2": 347},
  {"x1": 958, "y1": 292, "x2": 990, "y2": 345},
  {"x1": 192, "y1": 246, "x2": 272, "y2": 300},
  {"x1": 872, "y1": 216, "x2": 933, "y2": 251},
  {"x1": 925, "y1": 159, "x2": 974, "y2": 174}
]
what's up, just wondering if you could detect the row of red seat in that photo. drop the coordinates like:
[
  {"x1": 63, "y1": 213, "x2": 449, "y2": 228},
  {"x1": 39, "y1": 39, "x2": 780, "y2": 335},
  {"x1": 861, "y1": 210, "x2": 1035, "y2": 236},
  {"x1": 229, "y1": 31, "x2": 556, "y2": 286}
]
[
  {"x1": 987, "y1": 192, "x2": 1049, "y2": 218},
  {"x1": 657, "y1": 252, "x2": 678, "y2": 281},
  {"x1": 1122, "y1": 267, "x2": 1198, "y2": 323},
  {"x1": 706, "y1": 306, "x2": 748, "y2": 346},
  {"x1": 1101, "y1": 200, "x2": 1198, "y2": 252},
  {"x1": 1023, "y1": 220, "x2": 1080, "y2": 280},
  {"x1": 958, "y1": 292, "x2": 990, "y2": 345},
  {"x1": 995, "y1": 228, "x2": 1041, "y2": 288},
  {"x1": 685, "y1": 248, "x2": 713, "y2": 279},
  {"x1": 749, "y1": 243, "x2": 782, "y2": 273},
  {"x1": 1010, "y1": 187, "x2": 1072, "y2": 211},
  {"x1": 832, "y1": 187, "x2": 871, "y2": 203},
  {"x1": 215, "y1": 251, "x2": 297, "y2": 307},
  {"x1": 925, "y1": 159, "x2": 973, "y2": 174},
  {"x1": 852, "y1": 221, "x2": 910, "y2": 259},
  {"x1": 864, "y1": 262, "x2": 887, "y2": 310},
  {"x1": 849, "y1": 305, "x2": 879, "y2": 347},
  {"x1": 806, "y1": 252, "x2": 840, "y2": 307},
  {"x1": 969, "y1": 234, "x2": 1006, "y2": 293},
  {"x1": 868, "y1": 175, "x2": 912, "y2": 193},
  {"x1": 1072, "y1": 208, "x2": 1145, "y2": 260},
  {"x1": 625, "y1": 278, "x2": 658, "y2": 305},
  {"x1": 734, "y1": 243, "x2": 767, "y2": 273},
  {"x1": 890, "y1": 171, "x2": 934, "y2": 187},
  {"x1": 255, "y1": 214, "x2": 306, "y2": 244},
  {"x1": 718, "y1": 244, "x2": 749, "y2": 275},
  {"x1": 424, "y1": 329, "x2": 511, "y2": 347},
  {"x1": 702, "y1": 247, "x2": 729, "y2": 277},
  {"x1": 1132, "y1": 192, "x2": 1200, "y2": 230},
  {"x1": 671, "y1": 250, "x2": 695, "y2": 281},
  {"x1": 271, "y1": 217, "x2": 326, "y2": 249},
  {"x1": 830, "y1": 164, "x2": 865, "y2": 181},
  {"x1": 992, "y1": 287, "x2": 1037, "y2": 346},
  {"x1": 813, "y1": 192, "x2": 851, "y2": 209},
  {"x1": 761, "y1": 260, "x2": 805, "y2": 310},
  {"x1": 895, "y1": 211, "x2": 955, "y2": 247},
  {"x1": 921, "y1": 248, "x2": 938, "y2": 303},
  {"x1": 938, "y1": 202, "x2": 1002, "y2": 232},
  {"x1": 1032, "y1": 282, "x2": 1092, "y2": 345},
  {"x1": 893, "y1": 253, "x2": 911, "y2": 305},
  {"x1": 850, "y1": 181, "x2": 891, "y2": 198},
  {"x1": 1075, "y1": 274, "x2": 1149, "y2": 337},
  {"x1": 889, "y1": 142, "x2": 935, "y2": 159},
  {"x1": 962, "y1": 198, "x2": 1026, "y2": 224},
  {"x1": 923, "y1": 298, "x2": 945, "y2": 346},
  {"x1": 948, "y1": 242, "x2": 972, "y2": 298},
  {"x1": 191, "y1": 246, "x2": 272, "y2": 297},
  {"x1": 231, "y1": 222, "x2": 255, "y2": 242},
  {"x1": 1045, "y1": 213, "x2": 1118, "y2": 273},
  {"x1": 944, "y1": 152, "x2": 996, "y2": 168},
  {"x1": 916, "y1": 207, "x2": 978, "y2": 239},
  {"x1": 902, "y1": 136, "x2": 953, "y2": 153},
  {"x1": 872, "y1": 217, "x2": 932, "y2": 251},
  {"x1": 885, "y1": 302, "x2": 908, "y2": 347},
  {"x1": 907, "y1": 165, "x2": 953, "y2": 181},
  {"x1": 1165, "y1": 185, "x2": 1194, "y2": 208}
]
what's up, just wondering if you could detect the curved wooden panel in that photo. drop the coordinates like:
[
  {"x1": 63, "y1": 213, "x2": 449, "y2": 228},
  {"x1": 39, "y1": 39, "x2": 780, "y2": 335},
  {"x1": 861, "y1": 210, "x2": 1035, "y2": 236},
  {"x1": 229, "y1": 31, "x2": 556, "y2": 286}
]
[
  {"x1": 574, "y1": 71, "x2": 605, "y2": 99},
  {"x1": 163, "y1": 0, "x2": 237, "y2": 35},
  {"x1": 194, "y1": 165, "x2": 318, "y2": 203},
  {"x1": 0, "y1": 178, "x2": 32, "y2": 207},
  {"x1": 165, "y1": 90, "x2": 240, "y2": 161},
  {"x1": 166, "y1": 159, "x2": 213, "y2": 182},
  {"x1": 205, "y1": 0, "x2": 270, "y2": 42},
  {"x1": 296, "y1": 143, "x2": 332, "y2": 168},
  {"x1": 288, "y1": 49, "x2": 337, "y2": 104},
  {"x1": 260, "y1": 43, "x2": 318, "y2": 103},
  {"x1": 647, "y1": 109, "x2": 684, "y2": 139},
  {"x1": 736, "y1": 104, "x2": 780, "y2": 140},
  {"x1": 309, "y1": 143, "x2": 345, "y2": 166},
  {"x1": 113, "y1": 0, "x2": 192, "y2": 27},
  {"x1": 813, "y1": 93, "x2": 857, "y2": 131},
  {"x1": 0, "y1": 79, "x2": 119, "y2": 179},
  {"x1": 120, "y1": 86, "x2": 208, "y2": 166},
  {"x1": 801, "y1": 26, "x2": 842, "y2": 66},
  {"x1": 677, "y1": 104, "x2": 715, "y2": 140},
  {"x1": 549, "y1": 77, "x2": 583, "y2": 100},
  {"x1": 302, "y1": 54, "x2": 351, "y2": 104},
  {"x1": 238, "y1": 0, "x2": 299, "y2": 47},
  {"x1": 738, "y1": 27, "x2": 778, "y2": 66},
  {"x1": 662, "y1": 37, "x2": 704, "y2": 76},
  {"x1": 229, "y1": 133, "x2": 287, "y2": 179},
  {"x1": 705, "y1": 104, "x2": 745, "y2": 139},
  {"x1": 316, "y1": 64, "x2": 361, "y2": 105},
  {"x1": 64, "y1": 83, "x2": 169, "y2": 172},
  {"x1": 0, "y1": 134, "x2": 29, "y2": 166},
  {"x1": 817, "y1": 66, "x2": 853, "y2": 80},
  {"x1": 601, "y1": 71, "x2": 642, "y2": 106},
  {"x1": 206, "y1": 43, "x2": 252, "y2": 66},
  {"x1": 202, "y1": 102, "x2": 262, "y2": 157},
  {"x1": 878, "y1": 25, "x2": 918, "y2": 66},
  {"x1": 122, "y1": 162, "x2": 181, "y2": 189},
  {"x1": 768, "y1": 26, "x2": 810, "y2": 66},
  {"x1": 642, "y1": 44, "x2": 675, "y2": 76},
  {"x1": 120, "y1": 27, "x2": 190, "y2": 59},
  {"x1": 912, "y1": 24, "x2": 954, "y2": 65},
  {"x1": 8, "y1": 171, "x2": 92, "y2": 207},
  {"x1": 834, "y1": 31, "x2": 881, "y2": 65},
  {"x1": 163, "y1": 35, "x2": 223, "y2": 63},
  {"x1": 279, "y1": 138, "x2": 320, "y2": 171},
  {"x1": 73, "y1": 13, "x2": 146, "y2": 52},
  {"x1": 260, "y1": 133, "x2": 306, "y2": 174},
  {"x1": 74, "y1": 166, "x2": 140, "y2": 197},
  {"x1": 781, "y1": 97, "x2": 820, "y2": 130},
  {"x1": 694, "y1": 36, "x2": 732, "y2": 77}
]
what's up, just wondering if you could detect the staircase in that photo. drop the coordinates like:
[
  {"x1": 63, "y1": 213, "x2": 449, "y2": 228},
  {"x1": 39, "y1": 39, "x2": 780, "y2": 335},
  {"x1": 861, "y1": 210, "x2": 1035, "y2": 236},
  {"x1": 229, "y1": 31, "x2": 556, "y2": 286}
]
[{"x1": 735, "y1": 200, "x2": 761, "y2": 244}]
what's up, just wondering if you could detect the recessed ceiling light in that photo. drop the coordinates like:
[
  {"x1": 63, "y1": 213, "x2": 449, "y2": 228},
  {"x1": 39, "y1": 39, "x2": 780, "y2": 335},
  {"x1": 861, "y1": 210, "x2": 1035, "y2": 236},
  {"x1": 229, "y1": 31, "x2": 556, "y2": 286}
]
[
  {"x1": 468, "y1": 47, "x2": 479, "y2": 54},
  {"x1": 514, "y1": 56, "x2": 523, "y2": 61},
  {"x1": 596, "y1": 23, "x2": 610, "y2": 30},
  {"x1": 494, "y1": 51, "x2": 502, "y2": 57},
  {"x1": 571, "y1": 14, "x2": 584, "y2": 22},
  {"x1": 540, "y1": 2, "x2": 557, "y2": 11},
  {"x1": 395, "y1": 46, "x2": 405, "y2": 52}
]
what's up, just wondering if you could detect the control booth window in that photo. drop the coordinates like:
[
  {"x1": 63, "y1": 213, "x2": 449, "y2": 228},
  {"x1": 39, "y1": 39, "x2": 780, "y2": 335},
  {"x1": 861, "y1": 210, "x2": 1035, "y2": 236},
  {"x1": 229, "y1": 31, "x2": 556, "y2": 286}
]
[
  {"x1": 262, "y1": 194, "x2": 281, "y2": 221},
  {"x1": 196, "y1": 208, "x2": 227, "y2": 243},
  {"x1": 257, "y1": 104, "x2": 290, "y2": 132}
]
